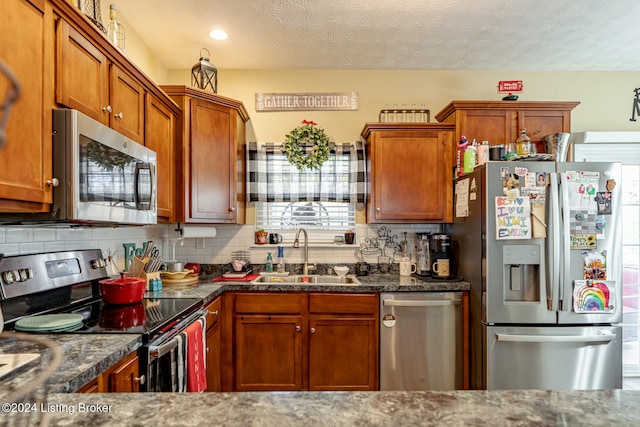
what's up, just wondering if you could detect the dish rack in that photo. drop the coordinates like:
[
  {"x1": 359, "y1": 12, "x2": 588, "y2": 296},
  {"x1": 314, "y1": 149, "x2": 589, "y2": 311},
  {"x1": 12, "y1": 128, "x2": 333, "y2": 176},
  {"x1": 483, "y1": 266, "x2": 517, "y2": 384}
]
[{"x1": 227, "y1": 251, "x2": 252, "y2": 275}]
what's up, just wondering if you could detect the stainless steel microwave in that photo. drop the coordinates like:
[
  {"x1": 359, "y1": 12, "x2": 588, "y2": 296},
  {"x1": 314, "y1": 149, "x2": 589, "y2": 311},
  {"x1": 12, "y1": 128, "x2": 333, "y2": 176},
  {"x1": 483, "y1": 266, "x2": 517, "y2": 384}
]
[
  {"x1": 1, "y1": 109, "x2": 157, "y2": 225},
  {"x1": 53, "y1": 109, "x2": 157, "y2": 225}
]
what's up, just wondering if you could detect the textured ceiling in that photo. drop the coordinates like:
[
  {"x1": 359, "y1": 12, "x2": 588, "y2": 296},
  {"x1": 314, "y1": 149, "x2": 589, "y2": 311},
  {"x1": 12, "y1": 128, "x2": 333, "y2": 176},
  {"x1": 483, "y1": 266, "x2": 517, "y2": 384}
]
[{"x1": 113, "y1": 0, "x2": 640, "y2": 71}]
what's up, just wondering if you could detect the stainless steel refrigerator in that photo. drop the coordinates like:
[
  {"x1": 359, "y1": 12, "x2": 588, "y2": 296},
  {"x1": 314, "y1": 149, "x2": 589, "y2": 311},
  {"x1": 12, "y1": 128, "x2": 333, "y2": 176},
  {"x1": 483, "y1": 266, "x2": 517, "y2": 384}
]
[{"x1": 452, "y1": 161, "x2": 622, "y2": 390}]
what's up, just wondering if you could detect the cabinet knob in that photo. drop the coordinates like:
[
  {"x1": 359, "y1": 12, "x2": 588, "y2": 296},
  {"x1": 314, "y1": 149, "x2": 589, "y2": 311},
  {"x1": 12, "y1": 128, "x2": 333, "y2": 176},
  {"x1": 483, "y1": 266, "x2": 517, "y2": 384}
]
[
  {"x1": 114, "y1": 112, "x2": 124, "y2": 119},
  {"x1": 310, "y1": 327, "x2": 316, "y2": 334},
  {"x1": 212, "y1": 310, "x2": 218, "y2": 316},
  {"x1": 295, "y1": 325, "x2": 301, "y2": 332},
  {"x1": 133, "y1": 375, "x2": 146, "y2": 385},
  {"x1": 102, "y1": 105, "x2": 112, "y2": 113},
  {"x1": 376, "y1": 207, "x2": 381, "y2": 212},
  {"x1": 46, "y1": 178, "x2": 59, "y2": 187},
  {"x1": 228, "y1": 207, "x2": 235, "y2": 212}
]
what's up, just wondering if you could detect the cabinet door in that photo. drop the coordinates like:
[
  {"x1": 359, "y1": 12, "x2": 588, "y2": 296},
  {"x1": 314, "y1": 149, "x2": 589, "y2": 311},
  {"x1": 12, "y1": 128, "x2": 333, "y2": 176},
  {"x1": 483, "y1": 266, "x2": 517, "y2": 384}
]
[
  {"x1": 308, "y1": 317, "x2": 378, "y2": 391},
  {"x1": 457, "y1": 109, "x2": 515, "y2": 146},
  {"x1": 0, "y1": 0, "x2": 53, "y2": 211},
  {"x1": 56, "y1": 19, "x2": 109, "y2": 124},
  {"x1": 205, "y1": 322, "x2": 221, "y2": 392},
  {"x1": 205, "y1": 297, "x2": 222, "y2": 392},
  {"x1": 108, "y1": 352, "x2": 141, "y2": 392},
  {"x1": 188, "y1": 99, "x2": 236, "y2": 222},
  {"x1": 234, "y1": 314, "x2": 304, "y2": 391},
  {"x1": 369, "y1": 129, "x2": 453, "y2": 222},
  {"x1": 146, "y1": 94, "x2": 175, "y2": 221},
  {"x1": 520, "y1": 109, "x2": 572, "y2": 151},
  {"x1": 110, "y1": 66, "x2": 145, "y2": 144}
]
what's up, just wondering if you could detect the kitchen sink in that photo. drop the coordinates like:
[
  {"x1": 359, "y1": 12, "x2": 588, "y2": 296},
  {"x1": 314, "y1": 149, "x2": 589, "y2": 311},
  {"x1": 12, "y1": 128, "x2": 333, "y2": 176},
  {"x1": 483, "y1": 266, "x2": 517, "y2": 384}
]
[{"x1": 251, "y1": 274, "x2": 361, "y2": 286}]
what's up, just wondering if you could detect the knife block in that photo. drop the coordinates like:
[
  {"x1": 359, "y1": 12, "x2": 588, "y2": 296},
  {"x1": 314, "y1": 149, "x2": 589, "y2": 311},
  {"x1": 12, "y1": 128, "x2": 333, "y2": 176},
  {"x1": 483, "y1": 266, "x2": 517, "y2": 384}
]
[{"x1": 128, "y1": 256, "x2": 160, "y2": 291}]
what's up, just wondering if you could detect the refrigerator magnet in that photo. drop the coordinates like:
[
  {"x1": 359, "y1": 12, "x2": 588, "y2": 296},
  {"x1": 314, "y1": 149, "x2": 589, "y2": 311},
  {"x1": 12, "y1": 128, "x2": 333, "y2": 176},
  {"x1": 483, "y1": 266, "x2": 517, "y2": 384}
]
[{"x1": 595, "y1": 192, "x2": 612, "y2": 215}]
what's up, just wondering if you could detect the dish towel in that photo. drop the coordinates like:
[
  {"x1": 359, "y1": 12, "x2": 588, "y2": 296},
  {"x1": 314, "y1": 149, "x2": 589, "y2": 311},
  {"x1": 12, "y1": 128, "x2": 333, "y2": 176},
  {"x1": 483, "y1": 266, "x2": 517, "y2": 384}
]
[{"x1": 185, "y1": 316, "x2": 207, "y2": 392}]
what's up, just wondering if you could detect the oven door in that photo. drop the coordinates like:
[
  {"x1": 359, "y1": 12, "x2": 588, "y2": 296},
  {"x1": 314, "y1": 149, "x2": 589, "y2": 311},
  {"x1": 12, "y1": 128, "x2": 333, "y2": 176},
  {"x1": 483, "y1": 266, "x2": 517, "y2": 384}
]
[{"x1": 140, "y1": 309, "x2": 207, "y2": 392}]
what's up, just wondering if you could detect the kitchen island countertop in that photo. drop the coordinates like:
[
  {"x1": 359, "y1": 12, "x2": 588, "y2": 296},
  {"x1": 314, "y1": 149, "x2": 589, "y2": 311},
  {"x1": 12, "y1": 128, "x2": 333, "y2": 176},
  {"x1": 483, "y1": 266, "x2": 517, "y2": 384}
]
[{"x1": 5, "y1": 389, "x2": 640, "y2": 426}]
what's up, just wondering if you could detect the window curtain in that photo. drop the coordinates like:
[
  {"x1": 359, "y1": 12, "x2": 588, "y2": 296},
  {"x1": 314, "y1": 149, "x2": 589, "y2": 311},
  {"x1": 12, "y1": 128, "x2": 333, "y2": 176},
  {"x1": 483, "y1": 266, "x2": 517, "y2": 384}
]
[{"x1": 246, "y1": 141, "x2": 366, "y2": 203}]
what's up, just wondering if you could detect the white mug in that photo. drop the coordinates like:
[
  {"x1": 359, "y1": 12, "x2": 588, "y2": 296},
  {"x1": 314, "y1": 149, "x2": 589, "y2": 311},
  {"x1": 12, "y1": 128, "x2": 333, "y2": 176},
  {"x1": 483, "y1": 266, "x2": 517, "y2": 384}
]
[
  {"x1": 399, "y1": 259, "x2": 417, "y2": 276},
  {"x1": 432, "y1": 259, "x2": 450, "y2": 277}
]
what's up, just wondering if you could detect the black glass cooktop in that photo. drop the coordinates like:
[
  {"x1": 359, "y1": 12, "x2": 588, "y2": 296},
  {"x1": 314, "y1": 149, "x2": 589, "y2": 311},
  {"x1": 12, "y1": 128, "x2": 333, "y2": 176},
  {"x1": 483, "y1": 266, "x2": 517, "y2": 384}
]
[{"x1": 5, "y1": 297, "x2": 202, "y2": 338}]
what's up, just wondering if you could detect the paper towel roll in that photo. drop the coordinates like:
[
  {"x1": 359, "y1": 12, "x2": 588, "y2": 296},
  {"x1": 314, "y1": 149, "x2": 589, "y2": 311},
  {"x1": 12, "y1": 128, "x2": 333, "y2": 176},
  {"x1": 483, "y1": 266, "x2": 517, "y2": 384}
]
[{"x1": 179, "y1": 225, "x2": 217, "y2": 239}]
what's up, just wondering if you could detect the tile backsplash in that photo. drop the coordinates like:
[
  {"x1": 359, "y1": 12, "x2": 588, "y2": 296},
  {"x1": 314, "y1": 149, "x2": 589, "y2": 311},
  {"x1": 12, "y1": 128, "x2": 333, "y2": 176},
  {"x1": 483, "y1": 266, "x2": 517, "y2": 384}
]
[{"x1": 0, "y1": 223, "x2": 443, "y2": 272}]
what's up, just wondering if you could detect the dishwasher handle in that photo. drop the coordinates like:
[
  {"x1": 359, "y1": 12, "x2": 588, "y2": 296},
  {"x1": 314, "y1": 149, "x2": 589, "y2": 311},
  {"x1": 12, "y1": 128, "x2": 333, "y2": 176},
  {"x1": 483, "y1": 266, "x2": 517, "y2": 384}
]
[{"x1": 383, "y1": 299, "x2": 461, "y2": 307}]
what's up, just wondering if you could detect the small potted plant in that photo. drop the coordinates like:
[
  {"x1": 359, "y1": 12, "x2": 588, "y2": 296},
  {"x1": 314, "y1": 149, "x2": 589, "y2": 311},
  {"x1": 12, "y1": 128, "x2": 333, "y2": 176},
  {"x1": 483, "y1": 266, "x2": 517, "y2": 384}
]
[
  {"x1": 255, "y1": 229, "x2": 268, "y2": 245},
  {"x1": 344, "y1": 229, "x2": 355, "y2": 245}
]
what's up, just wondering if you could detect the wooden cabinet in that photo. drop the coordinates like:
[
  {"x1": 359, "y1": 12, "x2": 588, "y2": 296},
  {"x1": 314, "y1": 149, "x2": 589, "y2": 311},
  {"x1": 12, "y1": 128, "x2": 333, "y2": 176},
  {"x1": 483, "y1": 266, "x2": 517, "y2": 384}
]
[
  {"x1": 56, "y1": 19, "x2": 145, "y2": 144},
  {"x1": 204, "y1": 296, "x2": 222, "y2": 392},
  {"x1": 0, "y1": 0, "x2": 55, "y2": 212},
  {"x1": 435, "y1": 100, "x2": 580, "y2": 152},
  {"x1": 78, "y1": 351, "x2": 141, "y2": 393},
  {"x1": 161, "y1": 86, "x2": 249, "y2": 224},
  {"x1": 145, "y1": 93, "x2": 176, "y2": 221},
  {"x1": 361, "y1": 123, "x2": 455, "y2": 223},
  {"x1": 232, "y1": 293, "x2": 306, "y2": 391},
  {"x1": 308, "y1": 293, "x2": 378, "y2": 391},
  {"x1": 228, "y1": 292, "x2": 378, "y2": 392}
]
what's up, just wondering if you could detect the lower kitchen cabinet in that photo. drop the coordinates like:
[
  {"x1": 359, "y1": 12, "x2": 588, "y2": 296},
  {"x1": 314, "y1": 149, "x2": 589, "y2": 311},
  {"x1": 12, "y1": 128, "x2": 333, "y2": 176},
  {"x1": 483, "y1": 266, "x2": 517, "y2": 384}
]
[
  {"x1": 308, "y1": 293, "x2": 378, "y2": 391},
  {"x1": 227, "y1": 292, "x2": 379, "y2": 392},
  {"x1": 78, "y1": 351, "x2": 142, "y2": 393},
  {"x1": 205, "y1": 296, "x2": 222, "y2": 392}
]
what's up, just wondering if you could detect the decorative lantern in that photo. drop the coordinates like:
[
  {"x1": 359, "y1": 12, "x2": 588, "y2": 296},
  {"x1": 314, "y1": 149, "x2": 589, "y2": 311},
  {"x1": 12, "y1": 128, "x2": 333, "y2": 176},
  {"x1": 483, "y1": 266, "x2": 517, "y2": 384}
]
[{"x1": 191, "y1": 48, "x2": 218, "y2": 93}]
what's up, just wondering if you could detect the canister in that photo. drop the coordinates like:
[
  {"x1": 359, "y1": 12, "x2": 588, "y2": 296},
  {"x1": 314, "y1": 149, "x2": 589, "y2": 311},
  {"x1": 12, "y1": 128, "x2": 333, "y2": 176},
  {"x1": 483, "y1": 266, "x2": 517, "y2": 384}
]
[{"x1": 489, "y1": 144, "x2": 505, "y2": 161}]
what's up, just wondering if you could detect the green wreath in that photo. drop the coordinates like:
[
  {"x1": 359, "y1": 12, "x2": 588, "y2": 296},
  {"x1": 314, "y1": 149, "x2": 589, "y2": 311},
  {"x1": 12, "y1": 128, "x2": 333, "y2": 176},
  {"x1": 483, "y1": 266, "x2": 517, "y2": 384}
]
[{"x1": 283, "y1": 120, "x2": 333, "y2": 171}]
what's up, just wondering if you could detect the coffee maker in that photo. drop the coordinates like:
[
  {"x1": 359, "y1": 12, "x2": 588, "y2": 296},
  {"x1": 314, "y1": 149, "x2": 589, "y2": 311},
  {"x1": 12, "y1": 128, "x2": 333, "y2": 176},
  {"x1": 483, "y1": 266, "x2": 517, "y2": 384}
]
[
  {"x1": 415, "y1": 232, "x2": 431, "y2": 276},
  {"x1": 430, "y1": 234, "x2": 451, "y2": 275}
]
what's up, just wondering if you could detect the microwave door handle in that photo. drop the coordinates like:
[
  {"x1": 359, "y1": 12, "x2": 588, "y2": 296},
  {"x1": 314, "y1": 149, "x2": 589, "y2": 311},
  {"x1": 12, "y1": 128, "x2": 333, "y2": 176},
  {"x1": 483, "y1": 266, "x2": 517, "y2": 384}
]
[
  {"x1": 559, "y1": 172, "x2": 571, "y2": 312},
  {"x1": 134, "y1": 163, "x2": 152, "y2": 210},
  {"x1": 548, "y1": 172, "x2": 560, "y2": 311}
]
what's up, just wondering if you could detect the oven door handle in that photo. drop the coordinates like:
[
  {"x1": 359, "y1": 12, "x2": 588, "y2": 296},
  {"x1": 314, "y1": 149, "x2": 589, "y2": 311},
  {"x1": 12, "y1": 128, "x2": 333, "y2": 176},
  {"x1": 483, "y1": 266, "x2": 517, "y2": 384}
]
[{"x1": 149, "y1": 338, "x2": 178, "y2": 360}]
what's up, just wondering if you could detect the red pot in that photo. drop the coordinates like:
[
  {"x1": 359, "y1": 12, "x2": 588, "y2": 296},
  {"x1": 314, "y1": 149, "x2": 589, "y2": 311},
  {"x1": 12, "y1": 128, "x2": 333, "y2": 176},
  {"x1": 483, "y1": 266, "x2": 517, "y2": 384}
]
[
  {"x1": 99, "y1": 302, "x2": 146, "y2": 330},
  {"x1": 99, "y1": 273, "x2": 146, "y2": 305}
]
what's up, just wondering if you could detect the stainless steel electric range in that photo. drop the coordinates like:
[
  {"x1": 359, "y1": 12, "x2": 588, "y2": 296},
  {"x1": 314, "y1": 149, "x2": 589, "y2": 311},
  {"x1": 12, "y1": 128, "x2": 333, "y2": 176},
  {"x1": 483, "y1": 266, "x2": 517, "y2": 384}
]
[{"x1": 0, "y1": 249, "x2": 205, "y2": 392}]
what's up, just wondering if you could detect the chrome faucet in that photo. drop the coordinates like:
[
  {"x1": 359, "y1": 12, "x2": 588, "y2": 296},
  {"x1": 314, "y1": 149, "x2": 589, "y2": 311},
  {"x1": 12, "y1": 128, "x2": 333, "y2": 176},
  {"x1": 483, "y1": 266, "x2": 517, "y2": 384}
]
[{"x1": 293, "y1": 228, "x2": 316, "y2": 275}]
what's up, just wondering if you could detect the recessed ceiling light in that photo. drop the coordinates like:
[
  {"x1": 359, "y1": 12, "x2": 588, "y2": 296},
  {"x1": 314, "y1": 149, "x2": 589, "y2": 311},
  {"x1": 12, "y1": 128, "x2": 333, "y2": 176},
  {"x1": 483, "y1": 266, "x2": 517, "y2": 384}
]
[{"x1": 209, "y1": 29, "x2": 228, "y2": 40}]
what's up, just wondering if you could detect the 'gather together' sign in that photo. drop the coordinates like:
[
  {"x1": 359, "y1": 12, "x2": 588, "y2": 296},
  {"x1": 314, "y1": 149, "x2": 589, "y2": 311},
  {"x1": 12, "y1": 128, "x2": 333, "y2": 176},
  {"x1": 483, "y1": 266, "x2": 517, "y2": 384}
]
[{"x1": 255, "y1": 92, "x2": 359, "y2": 111}]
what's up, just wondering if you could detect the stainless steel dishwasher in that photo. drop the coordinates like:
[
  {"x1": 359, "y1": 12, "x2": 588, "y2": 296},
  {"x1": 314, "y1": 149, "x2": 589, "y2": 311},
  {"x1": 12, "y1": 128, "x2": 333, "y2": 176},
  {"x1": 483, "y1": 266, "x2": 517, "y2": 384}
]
[{"x1": 380, "y1": 292, "x2": 463, "y2": 390}]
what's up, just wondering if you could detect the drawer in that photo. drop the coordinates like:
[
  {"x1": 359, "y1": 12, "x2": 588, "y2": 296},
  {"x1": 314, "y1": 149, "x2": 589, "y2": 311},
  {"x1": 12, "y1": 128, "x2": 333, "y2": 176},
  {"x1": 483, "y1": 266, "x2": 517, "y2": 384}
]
[
  {"x1": 309, "y1": 293, "x2": 377, "y2": 315},
  {"x1": 235, "y1": 292, "x2": 306, "y2": 314}
]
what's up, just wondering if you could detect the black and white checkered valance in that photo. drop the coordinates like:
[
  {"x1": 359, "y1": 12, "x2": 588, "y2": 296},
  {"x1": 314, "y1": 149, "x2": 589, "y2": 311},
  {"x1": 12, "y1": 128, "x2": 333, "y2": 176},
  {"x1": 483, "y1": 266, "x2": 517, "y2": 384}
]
[{"x1": 246, "y1": 141, "x2": 366, "y2": 203}]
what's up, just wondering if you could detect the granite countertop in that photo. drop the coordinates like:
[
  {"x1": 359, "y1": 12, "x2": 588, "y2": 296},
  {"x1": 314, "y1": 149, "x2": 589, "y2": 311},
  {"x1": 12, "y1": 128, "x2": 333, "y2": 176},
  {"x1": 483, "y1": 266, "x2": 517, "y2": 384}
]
[
  {"x1": 5, "y1": 389, "x2": 640, "y2": 426},
  {"x1": 148, "y1": 273, "x2": 470, "y2": 305}
]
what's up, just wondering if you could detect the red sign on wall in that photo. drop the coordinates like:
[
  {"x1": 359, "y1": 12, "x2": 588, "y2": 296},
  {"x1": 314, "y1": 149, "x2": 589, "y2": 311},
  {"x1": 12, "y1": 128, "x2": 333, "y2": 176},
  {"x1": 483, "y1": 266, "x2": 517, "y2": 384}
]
[{"x1": 497, "y1": 80, "x2": 523, "y2": 93}]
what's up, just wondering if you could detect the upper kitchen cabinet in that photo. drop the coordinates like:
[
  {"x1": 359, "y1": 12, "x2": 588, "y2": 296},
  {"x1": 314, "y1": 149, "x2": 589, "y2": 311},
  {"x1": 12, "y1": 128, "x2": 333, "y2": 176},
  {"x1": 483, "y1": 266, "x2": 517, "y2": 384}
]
[
  {"x1": 56, "y1": 19, "x2": 145, "y2": 144},
  {"x1": 0, "y1": 0, "x2": 55, "y2": 212},
  {"x1": 435, "y1": 100, "x2": 580, "y2": 151},
  {"x1": 145, "y1": 94, "x2": 176, "y2": 221},
  {"x1": 361, "y1": 123, "x2": 455, "y2": 223},
  {"x1": 161, "y1": 86, "x2": 249, "y2": 224}
]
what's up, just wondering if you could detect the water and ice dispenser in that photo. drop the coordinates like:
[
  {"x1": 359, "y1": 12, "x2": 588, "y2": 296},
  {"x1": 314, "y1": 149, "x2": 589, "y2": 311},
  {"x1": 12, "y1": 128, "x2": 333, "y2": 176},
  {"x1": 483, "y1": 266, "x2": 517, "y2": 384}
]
[{"x1": 503, "y1": 244, "x2": 541, "y2": 302}]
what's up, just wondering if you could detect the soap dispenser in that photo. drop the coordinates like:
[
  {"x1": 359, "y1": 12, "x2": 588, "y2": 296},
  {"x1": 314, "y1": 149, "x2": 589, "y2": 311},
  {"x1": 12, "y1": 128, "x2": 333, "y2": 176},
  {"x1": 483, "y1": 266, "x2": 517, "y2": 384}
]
[{"x1": 265, "y1": 252, "x2": 273, "y2": 273}]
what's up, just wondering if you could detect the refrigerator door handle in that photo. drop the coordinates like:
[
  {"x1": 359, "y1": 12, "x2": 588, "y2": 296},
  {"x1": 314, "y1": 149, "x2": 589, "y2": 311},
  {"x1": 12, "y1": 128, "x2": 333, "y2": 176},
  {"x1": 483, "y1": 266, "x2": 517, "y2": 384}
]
[
  {"x1": 559, "y1": 172, "x2": 572, "y2": 311},
  {"x1": 548, "y1": 172, "x2": 561, "y2": 311},
  {"x1": 496, "y1": 331, "x2": 616, "y2": 344},
  {"x1": 383, "y1": 299, "x2": 461, "y2": 307}
]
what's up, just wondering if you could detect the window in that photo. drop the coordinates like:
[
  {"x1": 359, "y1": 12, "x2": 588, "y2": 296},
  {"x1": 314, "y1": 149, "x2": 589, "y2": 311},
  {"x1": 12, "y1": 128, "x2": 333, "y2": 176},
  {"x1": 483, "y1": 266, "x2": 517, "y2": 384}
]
[{"x1": 247, "y1": 141, "x2": 365, "y2": 241}]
